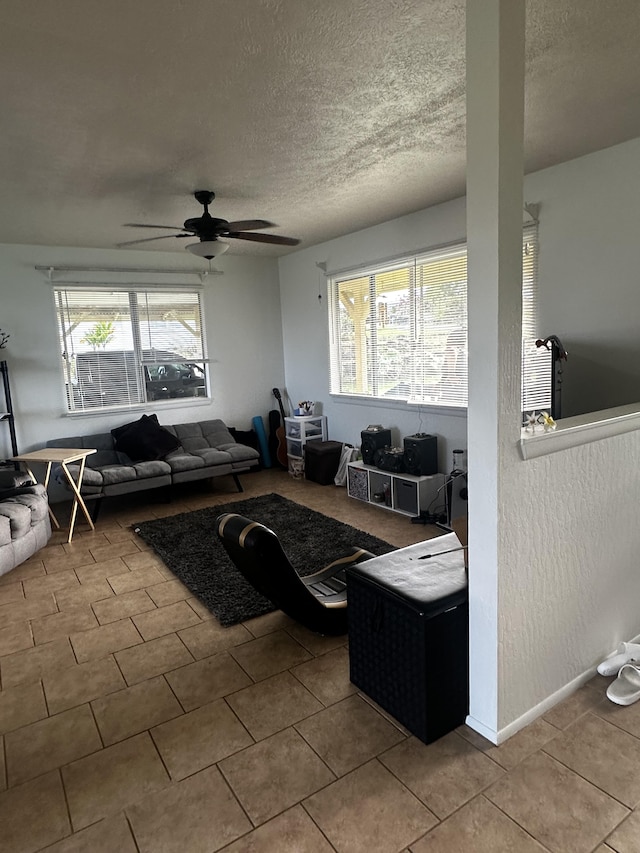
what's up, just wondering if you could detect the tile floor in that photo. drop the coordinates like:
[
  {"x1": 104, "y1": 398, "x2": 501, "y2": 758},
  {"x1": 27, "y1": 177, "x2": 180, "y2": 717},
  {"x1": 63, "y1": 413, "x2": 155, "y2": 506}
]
[{"x1": 0, "y1": 468, "x2": 638, "y2": 852}]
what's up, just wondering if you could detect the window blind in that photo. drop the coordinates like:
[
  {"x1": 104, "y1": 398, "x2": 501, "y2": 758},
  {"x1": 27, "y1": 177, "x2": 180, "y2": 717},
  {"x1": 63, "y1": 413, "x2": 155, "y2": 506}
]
[
  {"x1": 520, "y1": 225, "x2": 552, "y2": 413},
  {"x1": 328, "y1": 223, "x2": 551, "y2": 414},
  {"x1": 54, "y1": 287, "x2": 207, "y2": 412}
]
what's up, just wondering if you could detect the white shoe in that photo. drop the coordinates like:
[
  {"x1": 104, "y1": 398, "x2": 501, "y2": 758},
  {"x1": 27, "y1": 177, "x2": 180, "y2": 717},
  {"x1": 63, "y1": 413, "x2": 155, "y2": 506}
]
[
  {"x1": 597, "y1": 642, "x2": 640, "y2": 677},
  {"x1": 607, "y1": 663, "x2": 640, "y2": 705}
]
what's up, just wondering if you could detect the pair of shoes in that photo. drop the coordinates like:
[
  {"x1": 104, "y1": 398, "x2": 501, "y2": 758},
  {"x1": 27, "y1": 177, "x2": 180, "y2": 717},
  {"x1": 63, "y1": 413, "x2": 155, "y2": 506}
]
[
  {"x1": 597, "y1": 642, "x2": 640, "y2": 677},
  {"x1": 607, "y1": 664, "x2": 640, "y2": 705}
]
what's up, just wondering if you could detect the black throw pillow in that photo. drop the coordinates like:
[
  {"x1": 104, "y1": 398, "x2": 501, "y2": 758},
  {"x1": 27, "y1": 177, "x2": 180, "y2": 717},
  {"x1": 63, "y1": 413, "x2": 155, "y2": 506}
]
[
  {"x1": 111, "y1": 413, "x2": 159, "y2": 446},
  {"x1": 0, "y1": 481, "x2": 37, "y2": 499},
  {"x1": 111, "y1": 414, "x2": 180, "y2": 462}
]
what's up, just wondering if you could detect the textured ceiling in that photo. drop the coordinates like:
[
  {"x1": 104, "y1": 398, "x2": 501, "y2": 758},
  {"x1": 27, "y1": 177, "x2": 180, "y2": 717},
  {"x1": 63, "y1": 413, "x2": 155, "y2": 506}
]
[{"x1": 1, "y1": 0, "x2": 639, "y2": 256}]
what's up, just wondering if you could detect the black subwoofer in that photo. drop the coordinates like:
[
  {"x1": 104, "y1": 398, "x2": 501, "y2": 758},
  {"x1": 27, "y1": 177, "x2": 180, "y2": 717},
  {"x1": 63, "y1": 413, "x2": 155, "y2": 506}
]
[
  {"x1": 403, "y1": 434, "x2": 438, "y2": 476},
  {"x1": 361, "y1": 428, "x2": 392, "y2": 465}
]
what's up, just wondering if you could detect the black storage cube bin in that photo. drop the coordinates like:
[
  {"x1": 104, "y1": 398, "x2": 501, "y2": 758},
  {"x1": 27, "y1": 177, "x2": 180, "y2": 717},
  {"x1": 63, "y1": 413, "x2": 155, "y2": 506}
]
[
  {"x1": 347, "y1": 548, "x2": 468, "y2": 744},
  {"x1": 305, "y1": 440, "x2": 343, "y2": 485},
  {"x1": 394, "y1": 478, "x2": 419, "y2": 514}
]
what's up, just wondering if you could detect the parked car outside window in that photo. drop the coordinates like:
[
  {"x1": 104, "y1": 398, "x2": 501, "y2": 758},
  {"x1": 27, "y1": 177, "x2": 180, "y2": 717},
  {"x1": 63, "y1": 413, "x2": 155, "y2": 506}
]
[
  {"x1": 68, "y1": 350, "x2": 206, "y2": 408},
  {"x1": 144, "y1": 359, "x2": 206, "y2": 400}
]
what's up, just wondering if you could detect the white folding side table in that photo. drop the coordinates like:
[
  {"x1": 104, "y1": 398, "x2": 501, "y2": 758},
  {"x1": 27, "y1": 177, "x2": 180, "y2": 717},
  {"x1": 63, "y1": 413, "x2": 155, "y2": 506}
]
[{"x1": 12, "y1": 448, "x2": 97, "y2": 543}]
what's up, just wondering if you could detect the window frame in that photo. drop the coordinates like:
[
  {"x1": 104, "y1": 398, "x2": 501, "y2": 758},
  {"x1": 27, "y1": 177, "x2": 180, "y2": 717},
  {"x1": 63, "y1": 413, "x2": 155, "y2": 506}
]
[
  {"x1": 53, "y1": 284, "x2": 210, "y2": 415},
  {"x1": 328, "y1": 223, "x2": 549, "y2": 413}
]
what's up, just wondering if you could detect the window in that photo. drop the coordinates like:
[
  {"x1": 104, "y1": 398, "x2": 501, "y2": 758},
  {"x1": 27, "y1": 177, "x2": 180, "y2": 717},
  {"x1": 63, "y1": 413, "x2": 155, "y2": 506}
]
[
  {"x1": 54, "y1": 287, "x2": 208, "y2": 412},
  {"x1": 328, "y1": 223, "x2": 550, "y2": 411}
]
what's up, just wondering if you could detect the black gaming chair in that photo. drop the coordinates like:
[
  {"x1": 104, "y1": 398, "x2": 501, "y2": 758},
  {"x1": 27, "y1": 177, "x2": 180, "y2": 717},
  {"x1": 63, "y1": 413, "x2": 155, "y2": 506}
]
[{"x1": 215, "y1": 512, "x2": 375, "y2": 635}]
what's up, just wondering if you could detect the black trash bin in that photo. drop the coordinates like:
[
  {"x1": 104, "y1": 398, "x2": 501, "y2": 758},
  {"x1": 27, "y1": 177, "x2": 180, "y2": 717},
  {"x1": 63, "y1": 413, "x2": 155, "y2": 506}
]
[{"x1": 346, "y1": 535, "x2": 468, "y2": 744}]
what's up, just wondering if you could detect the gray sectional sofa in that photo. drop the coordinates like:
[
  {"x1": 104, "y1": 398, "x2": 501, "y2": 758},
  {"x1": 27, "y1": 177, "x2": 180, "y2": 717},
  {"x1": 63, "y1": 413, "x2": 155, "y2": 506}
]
[
  {"x1": 0, "y1": 470, "x2": 52, "y2": 577},
  {"x1": 47, "y1": 417, "x2": 260, "y2": 514}
]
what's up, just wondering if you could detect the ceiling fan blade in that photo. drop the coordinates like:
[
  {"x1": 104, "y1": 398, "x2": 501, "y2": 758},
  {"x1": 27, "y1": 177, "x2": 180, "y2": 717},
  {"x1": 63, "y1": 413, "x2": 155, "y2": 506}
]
[
  {"x1": 226, "y1": 231, "x2": 300, "y2": 246},
  {"x1": 122, "y1": 223, "x2": 189, "y2": 230},
  {"x1": 224, "y1": 219, "x2": 274, "y2": 232},
  {"x1": 116, "y1": 233, "x2": 191, "y2": 247}
]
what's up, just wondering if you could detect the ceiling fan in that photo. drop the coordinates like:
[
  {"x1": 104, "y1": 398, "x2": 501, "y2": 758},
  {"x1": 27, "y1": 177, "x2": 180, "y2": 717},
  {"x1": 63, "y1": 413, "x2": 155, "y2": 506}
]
[{"x1": 118, "y1": 190, "x2": 300, "y2": 258}]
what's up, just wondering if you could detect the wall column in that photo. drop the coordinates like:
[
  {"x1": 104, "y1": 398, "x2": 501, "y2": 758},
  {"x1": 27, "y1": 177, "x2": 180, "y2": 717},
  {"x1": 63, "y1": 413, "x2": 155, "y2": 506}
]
[{"x1": 466, "y1": 0, "x2": 525, "y2": 741}]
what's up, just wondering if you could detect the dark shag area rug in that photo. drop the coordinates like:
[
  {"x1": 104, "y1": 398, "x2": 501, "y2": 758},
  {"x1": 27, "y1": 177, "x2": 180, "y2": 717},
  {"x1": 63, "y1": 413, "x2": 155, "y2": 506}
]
[{"x1": 133, "y1": 493, "x2": 394, "y2": 626}]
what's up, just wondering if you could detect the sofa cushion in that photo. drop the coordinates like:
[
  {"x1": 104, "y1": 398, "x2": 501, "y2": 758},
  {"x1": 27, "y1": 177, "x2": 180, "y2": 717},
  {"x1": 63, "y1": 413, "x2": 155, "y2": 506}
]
[
  {"x1": 48, "y1": 435, "x2": 123, "y2": 475},
  {"x1": 133, "y1": 460, "x2": 172, "y2": 479},
  {"x1": 0, "y1": 515, "x2": 11, "y2": 546},
  {"x1": 199, "y1": 420, "x2": 237, "y2": 446},
  {"x1": 193, "y1": 448, "x2": 233, "y2": 466},
  {"x1": 172, "y1": 433, "x2": 208, "y2": 454},
  {"x1": 0, "y1": 501, "x2": 32, "y2": 539},
  {"x1": 171, "y1": 420, "x2": 236, "y2": 453},
  {"x1": 101, "y1": 464, "x2": 138, "y2": 485},
  {"x1": 165, "y1": 453, "x2": 205, "y2": 473},
  {"x1": 112, "y1": 415, "x2": 181, "y2": 462},
  {"x1": 11, "y1": 489, "x2": 49, "y2": 523},
  {"x1": 47, "y1": 433, "x2": 118, "y2": 463},
  {"x1": 65, "y1": 465, "x2": 104, "y2": 487},
  {"x1": 217, "y1": 443, "x2": 260, "y2": 464},
  {"x1": 89, "y1": 450, "x2": 124, "y2": 468}
]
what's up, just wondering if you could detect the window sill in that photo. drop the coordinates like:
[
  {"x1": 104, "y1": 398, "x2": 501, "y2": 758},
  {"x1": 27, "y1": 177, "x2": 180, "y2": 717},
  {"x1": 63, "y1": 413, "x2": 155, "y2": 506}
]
[
  {"x1": 519, "y1": 402, "x2": 640, "y2": 460},
  {"x1": 329, "y1": 393, "x2": 467, "y2": 418},
  {"x1": 64, "y1": 397, "x2": 212, "y2": 418}
]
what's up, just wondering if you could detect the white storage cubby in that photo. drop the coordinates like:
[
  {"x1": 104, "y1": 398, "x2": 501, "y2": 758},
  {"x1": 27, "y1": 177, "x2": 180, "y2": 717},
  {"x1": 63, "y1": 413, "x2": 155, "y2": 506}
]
[
  {"x1": 346, "y1": 460, "x2": 445, "y2": 517},
  {"x1": 284, "y1": 415, "x2": 327, "y2": 466}
]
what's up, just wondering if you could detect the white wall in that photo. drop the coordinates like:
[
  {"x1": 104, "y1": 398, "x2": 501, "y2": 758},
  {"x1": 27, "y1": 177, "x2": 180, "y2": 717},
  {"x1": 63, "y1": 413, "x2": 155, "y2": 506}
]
[
  {"x1": 497, "y1": 424, "x2": 640, "y2": 733},
  {"x1": 278, "y1": 135, "x2": 640, "y2": 739},
  {"x1": 494, "y1": 138, "x2": 640, "y2": 732},
  {"x1": 528, "y1": 137, "x2": 640, "y2": 417},
  {"x1": 0, "y1": 244, "x2": 283, "y2": 461}
]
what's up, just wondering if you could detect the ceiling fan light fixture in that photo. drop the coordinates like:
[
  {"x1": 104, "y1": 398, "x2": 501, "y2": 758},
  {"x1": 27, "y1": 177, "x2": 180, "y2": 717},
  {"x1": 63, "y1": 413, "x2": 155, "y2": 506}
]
[{"x1": 186, "y1": 240, "x2": 230, "y2": 259}]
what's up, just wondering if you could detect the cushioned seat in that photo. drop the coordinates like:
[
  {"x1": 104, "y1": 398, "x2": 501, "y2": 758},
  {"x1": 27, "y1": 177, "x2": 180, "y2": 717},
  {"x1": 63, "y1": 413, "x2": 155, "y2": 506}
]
[
  {"x1": 0, "y1": 472, "x2": 52, "y2": 577},
  {"x1": 132, "y1": 460, "x2": 172, "y2": 479},
  {"x1": 215, "y1": 512, "x2": 375, "y2": 636},
  {"x1": 165, "y1": 452, "x2": 205, "y2": 472},
  {"x1": 193, "y1": 448, "x2": 233, "y2": 466}
]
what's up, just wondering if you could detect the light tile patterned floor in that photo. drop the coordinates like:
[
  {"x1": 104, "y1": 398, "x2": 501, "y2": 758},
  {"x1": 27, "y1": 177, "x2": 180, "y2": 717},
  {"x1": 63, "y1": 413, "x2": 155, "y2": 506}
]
[{"x1": 0, "y1": 469, "x2": 638, "y2": 852}]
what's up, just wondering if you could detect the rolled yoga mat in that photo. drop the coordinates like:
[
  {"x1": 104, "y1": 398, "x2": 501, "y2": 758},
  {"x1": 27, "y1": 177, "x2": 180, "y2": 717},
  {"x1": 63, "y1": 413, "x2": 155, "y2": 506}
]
[{"x1": 252, "y1": 415, "x2": 272, "y2": 468}]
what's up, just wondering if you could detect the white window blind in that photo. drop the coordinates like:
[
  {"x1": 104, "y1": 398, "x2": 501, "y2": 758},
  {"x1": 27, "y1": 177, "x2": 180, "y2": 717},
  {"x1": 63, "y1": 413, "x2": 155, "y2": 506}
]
[
  {"x1": 54, "y1": 287, "x2": 208, "y2": 412},
  {"x1": 329, "y1": 223, "x2": 551, "y2": 413},
  {"x1": 521, "y1": 227, "x2": 552, "y2": 413}
]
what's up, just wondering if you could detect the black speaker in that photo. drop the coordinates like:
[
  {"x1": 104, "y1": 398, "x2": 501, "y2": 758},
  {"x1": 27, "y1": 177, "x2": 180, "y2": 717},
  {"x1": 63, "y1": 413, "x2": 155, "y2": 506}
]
[
  {"x1": 403, "y1": 433, "x2": 438, "y2": 476},
  {"x1": 361, "y1": 427, "x2": 392, "y2": 465}
]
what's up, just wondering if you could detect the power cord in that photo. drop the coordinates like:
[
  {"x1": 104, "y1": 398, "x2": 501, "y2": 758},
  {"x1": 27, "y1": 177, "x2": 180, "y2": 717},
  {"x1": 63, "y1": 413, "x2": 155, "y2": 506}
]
[
  {"x1": 411, "y1": 510, "x2": 448, "y2": 525},
  {"x1": 410, "y1": 470, "x2": 467, "y2": 526}
]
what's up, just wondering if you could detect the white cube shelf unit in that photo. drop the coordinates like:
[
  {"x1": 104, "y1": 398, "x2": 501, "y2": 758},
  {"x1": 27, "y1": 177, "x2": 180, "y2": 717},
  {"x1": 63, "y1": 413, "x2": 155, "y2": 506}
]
[{"x1": 347, "y1": 461, "x2": 445, "y2": 517}]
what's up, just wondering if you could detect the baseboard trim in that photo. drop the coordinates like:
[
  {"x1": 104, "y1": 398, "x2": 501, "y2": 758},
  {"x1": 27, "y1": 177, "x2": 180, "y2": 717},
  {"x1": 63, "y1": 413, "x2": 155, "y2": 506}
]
[{"x1": 466, "y1": 665, "x2": 601, "y2": 745}]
